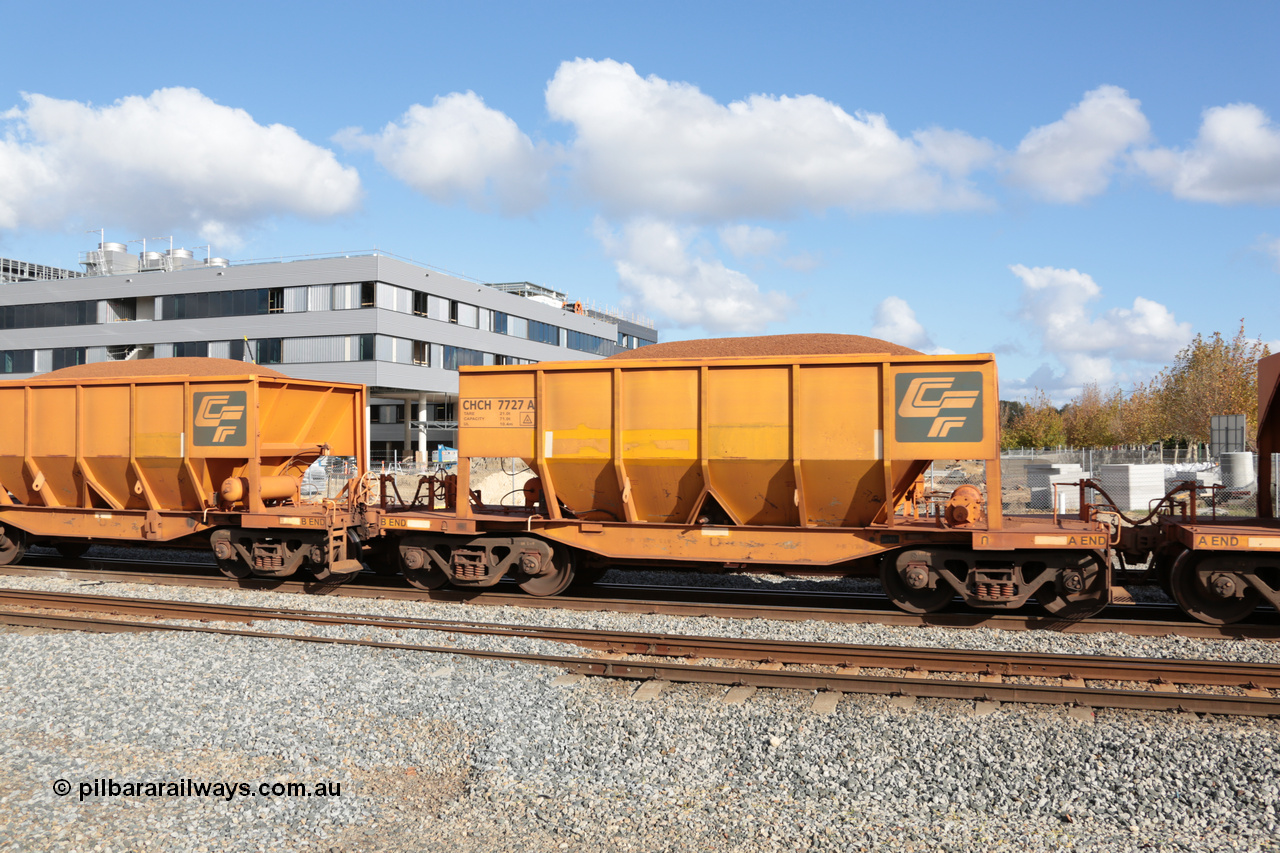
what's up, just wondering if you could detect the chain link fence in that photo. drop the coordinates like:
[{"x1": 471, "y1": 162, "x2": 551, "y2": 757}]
[{"x1": 927, "y1": 451, "x2": 1279, "y2": 519}]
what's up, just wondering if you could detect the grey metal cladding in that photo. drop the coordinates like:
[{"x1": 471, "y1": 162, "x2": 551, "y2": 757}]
[
  {"x1": 284, "y1": 286, "x2": 308, "y2": 312},
  {"x1": 307, "y1": 284, "x2": 332, "y2": 311},
  {"x1": 283, "y1": 335, "x2": 347, "y2": 363}
]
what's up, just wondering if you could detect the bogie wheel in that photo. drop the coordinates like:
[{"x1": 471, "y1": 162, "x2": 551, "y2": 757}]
[
  {"x1": 0, "y1": 528, "x2": 27, "y2": 566},
  {"x1": 879, "y1": 553, "x2": 953, "y2": 614},
  {"x1": 519, "y1": 545, "x2": 575, "y2": 596},
  {"x1": 1150, "y1": 544, "x2": 1187, "y2": 599},
  {"x1": 1169, "y1": 552, "x2": 1259, "y2": 625},
  {"x1": 1035, "y1": 553, "x2": 1108, "y2": 620},
  {"x1": 55, "y1": 542, "x2": 91, "y2": 560},
  {"x1": 211, "y1": 533, "x2": 253, "y2": 580},
  {"x1": 403, "y1": 564, "x2": 449, "y2": 590},
  {"x1": 400, "y1": 545, "x2": 449, "y2": 590}
]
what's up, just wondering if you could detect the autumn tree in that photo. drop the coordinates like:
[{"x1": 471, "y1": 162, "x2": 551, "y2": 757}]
[
  {"x1": 1157, "y1": 321, "x2": 1270, "y2": 448},
  {"x1": 1116, "y1": 379, "x2": 1165, "y2": 445},
  {"x1": 1062, "y1": 383, "x2": 1123, "y2": 447},
  {"x1": 999, "y1": 399, "x2": 1026, "y2": 434},
  {"x1": 1003, "y1": 390, "x2": 1067, "y2": 449}
]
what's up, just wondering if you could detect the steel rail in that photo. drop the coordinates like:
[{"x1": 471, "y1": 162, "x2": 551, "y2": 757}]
[
  {"x1": 0, "y1": 607, "x2": 1276, "y2": 718},
  {"x1": 3, "y1": 562, "x2": 1279, "y2": 642},
  {"x1": 2, "y1": 588, "x2": 1278, "y2": 689}
]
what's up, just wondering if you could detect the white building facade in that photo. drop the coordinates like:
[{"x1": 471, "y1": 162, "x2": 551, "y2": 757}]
[{"x1": 0, "y1": 247, "x2": 658, "y2": 462}]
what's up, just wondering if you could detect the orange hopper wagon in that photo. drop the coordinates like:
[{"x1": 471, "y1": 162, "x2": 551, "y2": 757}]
[{"x1": 0, "y1": 358, "x2": 368, "y2": 580}]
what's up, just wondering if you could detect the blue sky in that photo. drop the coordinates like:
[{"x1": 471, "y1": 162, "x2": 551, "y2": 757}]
[{"x1": 3, "y1": 1, "x2": 1278, "y2": 400}]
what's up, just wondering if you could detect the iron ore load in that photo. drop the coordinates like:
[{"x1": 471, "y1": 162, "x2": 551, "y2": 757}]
[{"x1": 2, "y1": 338, "x2": 1279, "y2": 626}]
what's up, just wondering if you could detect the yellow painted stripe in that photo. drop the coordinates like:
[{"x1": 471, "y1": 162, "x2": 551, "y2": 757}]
[
  {"x1": 279, "y1": 517, "x2": 303, "y2": 526},
  {"x1": 1034, "y1": 535, "x2": 1070, "y2": 546},
  {"x1": 701, "y1": 527, "x2": 730, "y2": 537},
  {"x1": 1247, "y1": 537, "x2": 1280, "y2": 549}
]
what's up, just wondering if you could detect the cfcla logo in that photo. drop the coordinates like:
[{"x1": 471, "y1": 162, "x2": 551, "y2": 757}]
[
  {"x1": 193, "y1": 391, "x2": 247, "y2": 446},
  {"x1": 895, "y1": 375, "x2": 982, "y2": 441}
]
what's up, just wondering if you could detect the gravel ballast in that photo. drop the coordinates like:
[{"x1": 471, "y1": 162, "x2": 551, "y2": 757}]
[{"x1": 1, "y1": 570, "x2": 1278, "y2": 851}]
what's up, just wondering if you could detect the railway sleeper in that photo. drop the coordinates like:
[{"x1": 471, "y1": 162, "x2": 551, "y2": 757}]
[{"x1": 882, "y1": 547, "x2": 1108, "y2": 618}]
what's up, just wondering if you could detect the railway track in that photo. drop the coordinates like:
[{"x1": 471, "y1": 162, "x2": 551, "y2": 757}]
[
  {"x1": 1, "y1": 588, "x2": 1278, "y2": 718},
  {"x1": 4, "y1": 557, "x2": 1280, "y2": 641}
]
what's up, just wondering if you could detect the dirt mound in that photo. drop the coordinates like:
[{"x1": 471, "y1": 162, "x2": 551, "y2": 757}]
[
  {"x1": 21, "y1": 357, "x2": 287, "y2": 380},
  {"x1": 607, "y1": 333, "x2": 922, "y2": 360}
]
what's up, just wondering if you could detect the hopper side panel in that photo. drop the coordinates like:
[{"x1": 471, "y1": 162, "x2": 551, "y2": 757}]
[
  {"x1": 796, "y1": 364, "x2": 885, "y2": 527},
  {"x1": 705, "y1": 365, "x2": 795, "y2": 526},
  {"x1": 620, "y1": 367, "x2": 700, "y2": 522},
  {"x1": 0, "y1": 387, "x2": 27, "y2": 503},
  {"x1": 543, "y1": 370, "x2": 618, "y2": 519}
]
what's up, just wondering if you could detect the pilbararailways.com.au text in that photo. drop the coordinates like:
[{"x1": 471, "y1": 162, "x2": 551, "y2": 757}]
[{"x1": 53, "y1": 778, "x2": 342, "y2": 802}]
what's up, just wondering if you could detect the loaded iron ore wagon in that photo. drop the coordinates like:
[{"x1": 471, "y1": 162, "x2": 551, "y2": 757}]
[
  {"x1": 377, "y1": 336, "x2": 1117, "y2": 618},
  {"x1": 4, "y1": 336, "x2": 1277, "y2": 626},
  {"x1": 0, "y1": 358, "x2": 368, "y2": 581}
]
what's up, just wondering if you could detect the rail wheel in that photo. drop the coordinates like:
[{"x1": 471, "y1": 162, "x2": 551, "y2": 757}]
[
  {"x1": 55, "y1": 542, "x2": 91, "y2": 559},
  {"x1": 519, "y1": 545, "x2": 575, "y2": 596},
  {"x1": 210, "y1": 531, "x2": 252, "y2": 579},
  {"x1": 1150, "y1": 543, "x2": 1187, "y2": 599},
  {"x1": 1170, "y1": 552, "x2": 1259, "y2": 625},
  {"x1": 400, "y1": 545, "x2": 449, "y2": 590},
  {"x1": 880, "y1": 552, "x2": 953, "y2": 613},
  {"x1": 1036, "y1": 553, "x2": 1108, "y2": 620},
  {"x1": 0, "y1": 527, "x2": 27, "y2": 566},
  {"x1": 403, "y1": 564, "x2": 449, "y2": 590}
]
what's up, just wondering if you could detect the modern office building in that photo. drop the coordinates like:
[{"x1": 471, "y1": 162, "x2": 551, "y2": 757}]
[{"x1": 0, "y1": 245, "x2": 658, "y2": 461}]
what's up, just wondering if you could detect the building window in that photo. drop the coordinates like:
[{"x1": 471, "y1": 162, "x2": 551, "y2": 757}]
[
  {"x1": 567, "y1": 330, "x2": 612, "y2": 356},
  {"x1": 106, "y1": 298, "x2": 136, "y2": 322},
  {"x1": 229, "y1": 339, "x2": 246, "y2": 362},
  {"x1": 1, "y1": 350, "x2": 35, "y2": 373},
  {"x1": 51, "y1": 347, "x2": 87, "y2": 370},
  {"x1": 528, "y1": 320, "x2": 559, "y2": 346},
  {"x1": 267, "y1": 288, "x2": 285, "y2": 314},
  {"x1": 173, "y1": 341, "x2": 209, "y2": 358},
  {"x1": 162, "y1": 289, "x2": 270, "y2": 321},
  {"x1": 0, "y1": 299, "x2": 98, "y2": 330},
  {"x1": 360, "y1": 282, "x2": 376, "y2": 308},
  {"x1": 442, "y1": 346, "x2": 485, "y2": 370},
  {"x1": 451, "y1": 302, "x2": 478, "y2": 327},
  {"x1": 357, "y1": 334, "x2": 375, "y2": 361},
  {"x1": 256, "y1": 338, "x2": 283, "y2": 364},
  {"x1": 413, "y1": 341, "x2": 429, "y2": 366}
]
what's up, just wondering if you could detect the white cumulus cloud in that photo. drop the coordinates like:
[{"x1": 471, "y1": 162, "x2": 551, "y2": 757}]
[
  {"x1": 1009, "y1": 263, "x2": 1192, "y2": 389},
  {"x1": 595, "y1": 218, "x2": 793, "y2": 333},
  {"x1": 1135, "y1": 102, "x2": 1280, "y2": 204},
  {"x1": 717, "y1": 224, "x2": 786, "y2": 257},
  {"x1": 870, "y1": 296, "x2": 953, "y2": 354},
  {"x1": 547, "y1": 59, "x2": 996, "y2": 220},
  {"x1": 1006, "y1": 85, "x2": 1150, "y2": 203},
  {"x1": 336, "y1": 91, "x2": 554, "y2": 215},
  {"x1": 0, "y1": 88, "x2": 361, "y2": 238}
]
